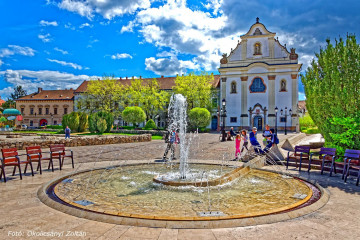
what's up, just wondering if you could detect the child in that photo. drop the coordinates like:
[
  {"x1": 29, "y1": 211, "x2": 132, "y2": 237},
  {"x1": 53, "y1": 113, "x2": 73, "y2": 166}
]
[
  {"x1": 235, "y1": 134, "x2": 241, "y2": 160},
  {"x1": 241, "y1": 130, "x2": 249, "y2": 152}
]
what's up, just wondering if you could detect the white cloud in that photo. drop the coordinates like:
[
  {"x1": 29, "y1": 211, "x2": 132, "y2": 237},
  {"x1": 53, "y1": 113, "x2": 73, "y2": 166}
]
[
  {"x1": 111, "y1": 53, "x2": 133, "y2": 60},
  {"x1": 47, "y1": 59, "x2": 84, "y2": 70},
  {"x1": 128, "y1": 0, "x2": 241, "y2": 74},
  {"x1": 0, "y1": 69, "x2": 96, "y2": 98},
  {"x1": 56, "y1": 0, "x2": 151, "y2": 20},
  {"x1": 54, "y1": 47, "x2": 69, "y2": 55},
  {"x1": 79, "y1": 23, "x2": 92, "y2": 28},
  {"x1": 298, "y1": 92, "x2": 306, "y2": 100},
  {"x1": 145, "y1": 56, "x2": 199, "y2": 76},
  {"x1": 120, "y1": 21, "x2": 135, "y2": 33},
  {"x1": 0, "y1": 59, "x2": 3, "y2": 67},
  {"x1": 40, "y1": 20, "x2": 58, "y2": 26},
  {"x1": 0, "y1": 87, "x2": 13, "y2": 98},
  {"x1": 0, "y1": 45, "x2": 35, "y2": 58},
  {"x1": 38, "y1": 33, "x2": 52, "y2": 43}
]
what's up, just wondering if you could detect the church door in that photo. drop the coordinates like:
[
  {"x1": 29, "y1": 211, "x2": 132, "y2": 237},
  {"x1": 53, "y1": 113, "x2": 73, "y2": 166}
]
[
  {"x1": 211, "y1": 116, "x2": 218, "y2": 130},
  {"x1": 254, "y1": 116, "x2": 263, "y2": 131}
]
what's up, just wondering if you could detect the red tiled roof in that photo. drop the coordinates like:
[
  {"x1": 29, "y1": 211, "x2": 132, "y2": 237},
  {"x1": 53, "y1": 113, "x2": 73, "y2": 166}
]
[
  {"x1": 16, "y1": 89, "x2": 75, "y2": 101},
  {"x1": 0, "y1": 97, "x2": 5, "y2": 106},
  {"x1": 75, "y1": 75, "x2": 221, "y2": 93}
]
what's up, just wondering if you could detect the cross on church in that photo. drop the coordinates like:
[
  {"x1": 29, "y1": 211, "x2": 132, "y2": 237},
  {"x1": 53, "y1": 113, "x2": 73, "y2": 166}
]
[{"x1": 256, "y1": 17, "x2": 259, "y2": 23}]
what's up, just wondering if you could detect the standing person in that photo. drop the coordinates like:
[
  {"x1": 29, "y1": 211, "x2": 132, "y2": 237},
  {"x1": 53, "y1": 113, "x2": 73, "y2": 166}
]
[
  {"x1": 249, "y1": 127, "x2": 264, "y2": 155},
  {"x1": 65, "y1": 126, "x2": 71, "y2": 139},
  {"x1": 241, "y1": 129, "x2": 249, "y2": 152},
  {"x1": 234, "y1": 134, "x2": 241, "y2": 160},
  {"x1": 162, "y1": 130, "x2": 176, "y2": 161},
  {"x1": 262, "y1": 125, "x2": 272, "y2": 146}
]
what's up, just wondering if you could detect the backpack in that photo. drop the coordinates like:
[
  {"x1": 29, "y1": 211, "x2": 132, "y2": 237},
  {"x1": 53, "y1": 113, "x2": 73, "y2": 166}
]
[{"x1": 273, "y1": 133, "x2": 279, "y2": 144}]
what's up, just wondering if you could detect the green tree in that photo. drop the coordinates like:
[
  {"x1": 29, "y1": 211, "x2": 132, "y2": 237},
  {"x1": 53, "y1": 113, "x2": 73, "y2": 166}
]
[
  {"x1": 188, "y1": 107, "x2": 211, "y2": 129},
  {"x1": 127, "y1": 78, "x2": 169, "y2": 120},
  {"x1": 10, "y1": 86, "x2": 27, "y2": 100},
  {"x1": 78, "y1": 112, "x2": 88, "y2": 132},
  {"x1": 173, "y1": 72, "x2": 216, "y2": 110},
  {"x1": 122, "y1": 106, "x2": 146, "y2": 127},
  {"x1": 144, "y1": 119, "x2": 157, "y2": 129},
  {"x1": 301, "y1": 34, "x2": 360, "y2": 154},
  {"x1": 76, "y1": 76, "x2": 124, "y2": 116}
]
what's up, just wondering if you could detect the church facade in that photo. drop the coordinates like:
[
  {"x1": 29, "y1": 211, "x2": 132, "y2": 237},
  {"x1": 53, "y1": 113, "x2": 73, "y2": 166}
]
[{"x1": 218, "y1": 18, "x2": 302, "y2": 131}]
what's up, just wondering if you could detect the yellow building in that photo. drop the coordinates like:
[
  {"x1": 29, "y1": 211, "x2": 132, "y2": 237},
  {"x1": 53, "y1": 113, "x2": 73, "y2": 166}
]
[{"x1": 15, "y1": 87, "x2": 74, "y2": 127}]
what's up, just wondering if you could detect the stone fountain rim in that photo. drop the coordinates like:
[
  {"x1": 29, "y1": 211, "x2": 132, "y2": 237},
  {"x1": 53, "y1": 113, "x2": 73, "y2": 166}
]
[{"x1": 38, "y1": 162, "x2": 329, "y2": 229}]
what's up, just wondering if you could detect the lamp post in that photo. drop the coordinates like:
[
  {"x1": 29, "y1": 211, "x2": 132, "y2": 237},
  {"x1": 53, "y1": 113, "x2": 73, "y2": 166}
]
[
  {"x1": 280, "y1": 107, "x2": 292, "y2": 135},
  {"x1": 217, "y1": 99, "x2": 227, "y2": 142},
  {"x1": 275, "y1": 106, "x2": 278, "y2": 134}
]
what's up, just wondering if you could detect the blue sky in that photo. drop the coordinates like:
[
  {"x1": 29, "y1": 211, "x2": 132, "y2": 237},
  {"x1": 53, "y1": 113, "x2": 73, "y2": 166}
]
[{"x1": 0, "y1": 0, "x2": 359, "y2": 100}]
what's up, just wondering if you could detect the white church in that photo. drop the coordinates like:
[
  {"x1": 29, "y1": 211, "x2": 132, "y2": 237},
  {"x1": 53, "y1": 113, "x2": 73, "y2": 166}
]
[{"x1": 218, "y1": 18, "x2": 302, "y2": 131}]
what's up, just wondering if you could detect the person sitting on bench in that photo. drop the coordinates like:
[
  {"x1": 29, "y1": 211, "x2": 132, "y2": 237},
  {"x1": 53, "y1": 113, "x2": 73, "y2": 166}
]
[{"x1": 249, "y1": 127, "x2": 264, "y2": 155}]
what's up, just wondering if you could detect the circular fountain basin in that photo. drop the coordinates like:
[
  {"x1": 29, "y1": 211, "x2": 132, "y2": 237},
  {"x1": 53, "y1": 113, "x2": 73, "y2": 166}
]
[{"x1": 38, "y1": 163, "x2": 329, "y2": 228}]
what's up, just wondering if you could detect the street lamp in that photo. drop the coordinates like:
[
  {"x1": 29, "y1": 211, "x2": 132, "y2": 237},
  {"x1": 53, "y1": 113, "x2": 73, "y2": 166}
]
[
  {"x1": 274, "y1": 106, "x2": 278, "y2": 134},
  {"x1": 217, "y1": 98, "x2": 227, "y2": 142},
  {"x1": 281, "y1": 107, "x2": 292, "y2": 135}
]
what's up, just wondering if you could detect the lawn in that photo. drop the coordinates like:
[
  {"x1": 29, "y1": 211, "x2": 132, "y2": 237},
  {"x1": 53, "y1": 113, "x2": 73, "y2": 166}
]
[{"x1": 13, "y1": 130, "x2": 59, "y2": 134}]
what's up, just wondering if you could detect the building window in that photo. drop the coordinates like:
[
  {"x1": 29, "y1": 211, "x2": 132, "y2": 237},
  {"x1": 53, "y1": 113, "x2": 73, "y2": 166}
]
[
  {"x1": 64, "y1": 108, "x2": 68, "y2": 114},
  {"x1": 54, "y1": 120, "x2": 57, "y2": 125},
  {"x1": 280, "y1": 117, "x2": 286, "y2": 122},
  {"x1": 30, "y1": 120, "x2": 33, "y2": 126},
  {"x1": 230, "y1": 81, "x2": 237, "y2": 93},
  {"x1": 280, "y1": 79, "x2": 287, "y2": 92},
  {"x1": 21, "y1": 108, "x2": 24, "y2": 114},
  {"x1": 250, "y1": 77, "x2": 266, "y2": 93},
  {"x1": 254, "y1": 42, "x2": 262, "y2": 55},
  {"x1": 45, "y1": 108, "x2": 49, "y2": 114},
  {"x1": 230, "y1": 117, "x2": 237, "y2": 123},
  {"x1": 54, "y1": 108, "x2": 58, "y2": 115},
  {"x1": 30, "y1": 108, "x2": 34, "y2": 115},
  {"x1": 38, "y1": 108, "x2": 42, "y2": 115}
]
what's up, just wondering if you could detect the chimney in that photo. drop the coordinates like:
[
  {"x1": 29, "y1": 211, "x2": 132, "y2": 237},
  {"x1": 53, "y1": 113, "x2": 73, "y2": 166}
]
[
  {"x1": 120, "y1": 77, "x2": 122, "y2": 80},
  {"x1": 140, "y1": 76, "x2": 142, "y2": 79},
  {"x1": 161, "y1": 75, "x2": 164, "y2": 78},
  {"x1": 126, "y1": 76, "x2": 128, "y2": 79},
  {"x1": 70, "y1": 88, "x2": 73, "y2": 90},
  {"x1": 38, "y1": 87, "x2": 42, "y2": 93}
]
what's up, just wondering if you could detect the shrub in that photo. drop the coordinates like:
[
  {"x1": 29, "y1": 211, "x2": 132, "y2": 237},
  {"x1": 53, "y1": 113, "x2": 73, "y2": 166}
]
[
  {"x1": 96, "y1": 111, "x2": 113, "y2": 132},
  {"x1": 299, "y1": 113, "x2": 316, "y2": 128},
  {"x1": 46, "y1": 125, "x2": 63, "y2": 129},
  {"x1": 144, "y1": 119, "x2": 157, "y2": 129},
  {"x1": 122, "y1": 106, "x2": 146, "y2": 127},
  {"x1": 188, "y1": 107, "x2": 211, "y2": 129},
  {"x1": 78, "y1": 112, "x2": 88, "y2": 132},
  {"x1": 96, "y1": 118, "x2": 107, "y2": 134},
  {"x1": 88, "y1": 111, "x2": 114, "y2": 133},
  {"x1": 62, "y1": 112, "x2": 80, "y2": 133}
]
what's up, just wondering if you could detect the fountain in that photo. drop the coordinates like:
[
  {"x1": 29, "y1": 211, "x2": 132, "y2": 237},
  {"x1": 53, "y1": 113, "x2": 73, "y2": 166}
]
[{"x1": 38, "y1": 95, "x2": 329, "y2": 229}]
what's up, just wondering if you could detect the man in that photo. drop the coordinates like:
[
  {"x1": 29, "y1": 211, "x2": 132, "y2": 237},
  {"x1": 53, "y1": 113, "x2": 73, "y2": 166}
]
[
  {"x1": 162, "y1": 130, "x2": 176, "y2": 161},
  {"x1": 263, "y1": 128, "x2": 279, "y2": 153},
  {"x1": 249, "y1": 127, "x2": 264, "y2": 154},
  {"x1": 65, "y1": 126, "x2": 71, "y2": 139}
]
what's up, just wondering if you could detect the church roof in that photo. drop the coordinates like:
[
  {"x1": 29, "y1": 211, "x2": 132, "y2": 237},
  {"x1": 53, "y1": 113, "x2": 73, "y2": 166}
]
[
  {"x1": 75, "y1": 75, "x2": 221, "y2": 94},
  {"x1": 241, "y1": 17, "x2": 276, "y2": 38}
]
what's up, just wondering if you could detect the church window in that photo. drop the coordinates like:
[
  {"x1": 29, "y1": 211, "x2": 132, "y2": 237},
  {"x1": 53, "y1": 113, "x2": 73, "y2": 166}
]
[
  {"x1": 280, "y1": 117, "x2": 286, "y2": 122},
  {"x1": 249, "y1": 77, "x2": 266, "y2": 93},
  {"x1": 230, "y1": 117, "x2": 237, "y2": 123},
  {"x1": 230, "y1": 81, "x2": 237, "y2": 93},
  {"x1": 254, "y1": 42, "x2": 262, "y2": 55},
  {"x1": 280, "y1": 79, "x2": 287, "y2": 92}
]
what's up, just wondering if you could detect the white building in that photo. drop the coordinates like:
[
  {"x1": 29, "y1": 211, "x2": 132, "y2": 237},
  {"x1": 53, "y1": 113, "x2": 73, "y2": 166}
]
[{"x1": 218, "y1": 18, "x2": 302, "y2": 131}]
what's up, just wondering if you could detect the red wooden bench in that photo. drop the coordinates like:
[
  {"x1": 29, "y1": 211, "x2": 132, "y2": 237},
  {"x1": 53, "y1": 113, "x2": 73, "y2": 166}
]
[
  {"x1": 308, "y1": 147, "x2": 337, "y2": 174},
  {"x1": 1, "y1": 148, "x2": 34, "y2": 182},
  {"x1": 26, "y1": 146, "x2": 54, "y2": 174},
  {"x1": 286, "y1": 146, "x2": 311, "y2": 171},
  {"x1": 50, "y1": 144, "x2": 74, "y2": 170}
]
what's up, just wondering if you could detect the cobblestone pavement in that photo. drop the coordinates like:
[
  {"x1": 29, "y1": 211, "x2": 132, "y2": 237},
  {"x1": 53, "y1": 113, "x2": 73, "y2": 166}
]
[{"x1": 1, "y1": 132, "x2": 359, "y2": 240}]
